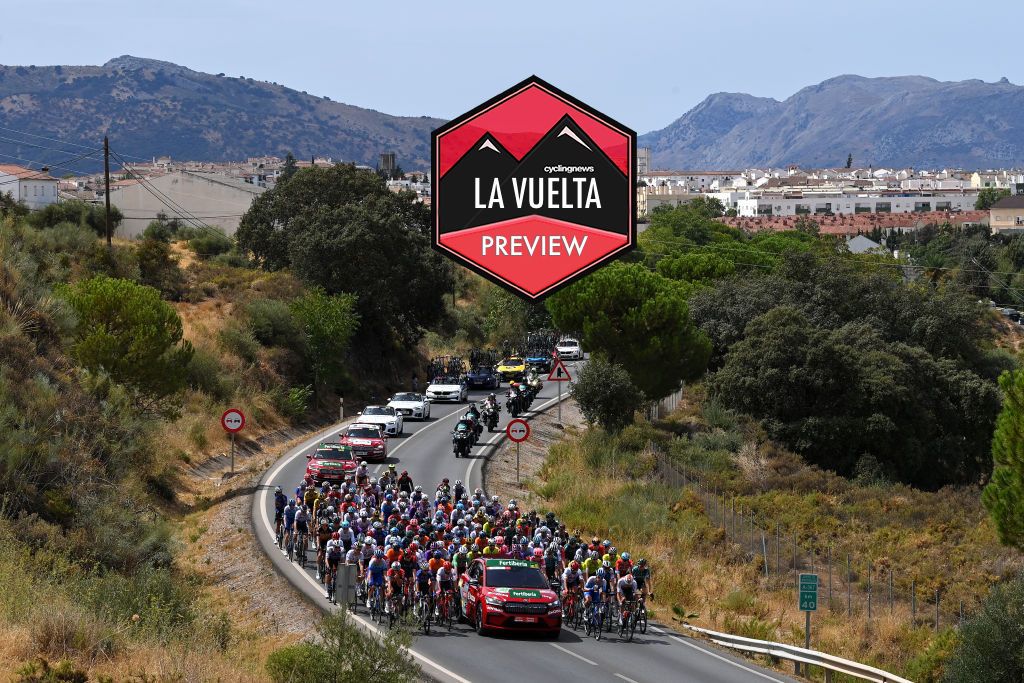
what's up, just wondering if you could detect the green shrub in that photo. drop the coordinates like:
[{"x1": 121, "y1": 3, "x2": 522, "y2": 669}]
[
  {"x1": 16, "y1": 658, "x2": 89, "y2": 683},
  {"x1": 944, "y1": 575, "x2": 1024, "y2": 682},
  {"x1": 701, "y1": 398, "x2": 738, "y2": 431},
  {"x1": 187, "y1": 227, "x2": 233, "y2": 258},
  {"x1": 218, "y1": 321, "x2": 260, "y2": 363},
  {"x1": 136, "y1": 238, "x2": 186, "y2": 300},
  {"x1": 243, "y1": 299, "x2": 302, "y2": 348},
  {"x1": 275, "y1": 385, "x2": 312, "y2": 420},
  {"x1": 212, "y1": 249, "x2": 250, "y2": 268},
  {"x1": 693, "y1": 429, "x2": 744, "y2": 453},
  {"x1": 569, "y1": 356, "x2": 645, "y2": 433},
  {"x1": 186, "y1": 347, "x2": 231, "y2": 400},
  {"x1": 266, "y1": 642, "x2": 334, "y2": 682},
  {"x1": 905, "y1": 628, "x2": 957, "y2": 683}
]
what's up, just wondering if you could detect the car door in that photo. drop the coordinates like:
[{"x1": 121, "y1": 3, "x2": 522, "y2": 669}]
[{"x1": 462, "y1": 559, "x2": 483, "y2": 616}]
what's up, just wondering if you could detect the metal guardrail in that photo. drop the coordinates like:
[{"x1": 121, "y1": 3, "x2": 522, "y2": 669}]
[{"x1": 681, "y1": 623, "x2": 913, "y2": 683}]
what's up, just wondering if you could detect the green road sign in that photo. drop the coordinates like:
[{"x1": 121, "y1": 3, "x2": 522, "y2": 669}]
[{"x1": 799, "y1": 573, "x2": 818, "y2": 611}]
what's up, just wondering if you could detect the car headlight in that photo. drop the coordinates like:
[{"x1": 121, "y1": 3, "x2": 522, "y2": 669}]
[
  {"x1": 484, "y1": 596, "x2": 504, "y2": 607},
  {"x1": 549, "y1": 599, "x2": 560, "y2": 608}
]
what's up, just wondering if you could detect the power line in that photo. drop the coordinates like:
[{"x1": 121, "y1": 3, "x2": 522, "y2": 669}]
[
  {"x1": 0, "y1": 150, "x2": 100, "y2": 177},
  {"x1": 108, "y1": 149, "x2": 235, "y2": 244},
  {"x1": 0, "y1": 125, "x2": 99, "y2": 153},
  {"x1": 0, "y1": 133, "x2": 103, "y2": 157},
  {"x1": 109, "y1": 149, "x2": 221, "y2": 237}
]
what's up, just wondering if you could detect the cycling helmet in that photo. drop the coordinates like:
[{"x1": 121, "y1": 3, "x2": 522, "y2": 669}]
[
  {"x1": 391, "y1": 562, "x2": 401, "y2": 570},
  {"x1": 570, "y1": 561, "x2": 580, "y2": 570},
  {"x1": 415, "y1": 486, "x2": 423, "y2": 493},
  {"x1": 274, "y1": 486, "x2": 282, "y2": 493},
  {"x1": 602, "y1": 540, "x2": 611, "y2": 549},
  {"x1": 409, "y1": 542, "x2": 419, "y2": 551},
  {"x1": 621, "y1": 552, "x2": 631, "y2": 561},
  {"x1": 596, "y1": 568, "x2": 606, "y2": 578},
  {"x1": 456, "y1": 503, "x2": 464, "y2": 510},
  {"x1": 287, "y1": 500, "x2": 295, "y2": 507},
  {"x1": 360, "y1": 461, "x2": 367, "y2": 467},
  {"x1": 638, "y1": 558, "x2": 647, "y2": 566},
  {"x1": 589, "y1": 550, "x2": 599, "y2": 559},
  {"x1": 374, "y1": 549, "x2": 385, "y2": 557},
  {"x1": 433, "y1": 550, "x2": 443, "y2": 559},
  {"x1": 389, "y1": 464, "x2": 396, "y2": 470},
  {"x1": 390, "y1": 527, "x2": 399, "y2": 535},
  {"x1": 602, "y1": 560, "x2": 612, "y2": 569},
  {"x1": 385, "y1": 494, "x2": 394, "y2": 501},
  {"x1": 533, "y1": 548, "x2": 544, "y2": 558},
  {"x1": 487, "y1": 538, "x2": 496, "y2": 545},
  {"x1": 341, "y1": 521, "x2": 350, "y2": 528},
  {"x1": 331, "y1": 532, "x2": 340, "y2": 540},
  {"x1": 455, "y1": 480, "x2": 462, "y2": 486},
  {"x1": 443, "y1": 561, "x2": 453, "y2": 570}
]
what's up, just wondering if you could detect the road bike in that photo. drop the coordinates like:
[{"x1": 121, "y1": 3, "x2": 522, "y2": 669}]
[
  {"x1": 563, "y1": 587, "x2": 582, "y2": 630},
  {"x1": 618, "y1": 597, "x2": 638, "y2": 641},
  {"x1": 387, "y1": 589, "x2": 404, "y2": 629},
  {"x1": 295, "y1": 529, "x2": 308, "y2": 568},
  {"x1": 414, "y1": 591, "x2": 432, "y2": 635},
  {"x1": 636, "y1": 594, "x2": 649, "y2": 634},
  {"x1": 325, "y1": 563, "x2": 338, "y2": 604},
  {"x1": 584, "y1": 600, "x2": 605, "y2": 641},
  {"x1": 369, "y1": 584, "x2": 384, "y2": 624},
  {"x1": 437, "y1": 589, "x2": 455, "y2": 631}
]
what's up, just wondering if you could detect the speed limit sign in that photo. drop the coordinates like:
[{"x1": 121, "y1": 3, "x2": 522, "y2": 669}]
[{"x1": 221, "y1": 408, "x2": 245, "y2": 433}]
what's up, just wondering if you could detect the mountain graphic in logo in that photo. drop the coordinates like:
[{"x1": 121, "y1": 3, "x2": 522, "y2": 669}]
[{"x1": 438, "y1": 114, "x2": 628, "y2": 234}]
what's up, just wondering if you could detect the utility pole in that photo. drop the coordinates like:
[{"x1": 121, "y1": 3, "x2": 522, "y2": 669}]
[{"x1": 103, "y1": 136, "x2": 112, "y2": 249}]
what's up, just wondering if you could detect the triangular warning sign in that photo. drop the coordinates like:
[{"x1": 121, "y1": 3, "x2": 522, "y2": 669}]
[{"x1": 547, "y1": 358, "x2": 572, "y2": 382}]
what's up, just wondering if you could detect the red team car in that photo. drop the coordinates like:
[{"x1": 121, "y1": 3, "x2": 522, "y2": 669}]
[
  {"x1": 338, "y1": 423, "x2": 389, "y2": 462},
  {"x1": 304, "y1": 441, "x2": 357, "y2": 484},
  {"x1": 460, "y1": 558, "x2": 562, "y2": 637}
]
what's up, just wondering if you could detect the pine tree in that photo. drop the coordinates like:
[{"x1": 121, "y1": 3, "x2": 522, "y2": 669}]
[{"x1": 982, "y1": 369, "x2": 1024, "y2": 550}]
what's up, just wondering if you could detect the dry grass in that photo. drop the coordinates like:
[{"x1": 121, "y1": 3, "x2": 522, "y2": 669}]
[{"x1": 527, "y1": 420, "x2": 985, "y2": 679}]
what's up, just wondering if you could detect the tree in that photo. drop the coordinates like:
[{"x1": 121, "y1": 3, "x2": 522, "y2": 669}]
[
  {"x1": 0, "y1": 191, "x2": 28, "y2": 218},
  {"x1": 975, "y1": 187, "x2": 1011, "y2": 211},
  {"x1": 982, "y1": 369, "x2": 1024, "y2": 549},
  {"x1": 846, "y1": 153, "x2": 853, "y2": 169},
  {"x1": 570, "y1": 357, "x2": 645, "y2": 433},
  {"x1": 547, "y1": 262, "x2": 710, "y2": 398},
  {"x1": 280, "y1": 152, "x2": 298, "y2": 183},
  {"x1": 656, "y1": 251, "x2": 735, "y2": 284},
  {"x1": 942, "y1": 574, "x2": 1024, "y2": 682},
  {"x1": 28, "y1": 200, "x2": 122, "y2": 236},
  {"x1": 265, "y1": 611, "x2": 418, "y2": 683},
  {"x1": 290, "y1": 287, "x2": 359, "y2": 395},
  {"x1": 710, "y1": 306, "x2": 1000, "y2": 488},
  {"x1": 236, "y1": 164, "x2": 451, "y2": 350},
  {"x1": 61, "y1": 276, "x2": 193, "y2": 415},
  {"x1": 136, "y1": 237, "x2": 186, "y2": 300}
]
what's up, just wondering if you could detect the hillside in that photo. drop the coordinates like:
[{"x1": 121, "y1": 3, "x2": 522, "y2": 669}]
[
  {"x1": 0, "y1": 56, "x2": 443, "y2": 170},
  {"x1": 640, "y1": 75, "x2": 1024, "y2": 169}
]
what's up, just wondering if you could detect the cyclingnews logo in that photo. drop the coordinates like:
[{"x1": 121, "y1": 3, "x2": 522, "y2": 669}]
[{"x1": 431, "y1": 75, "x2": 637, "y2": 299}]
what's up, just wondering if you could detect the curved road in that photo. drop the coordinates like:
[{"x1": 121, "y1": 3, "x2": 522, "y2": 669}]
[{"x1": 251, "y1": 370, "x2": 791, "y2": 683}]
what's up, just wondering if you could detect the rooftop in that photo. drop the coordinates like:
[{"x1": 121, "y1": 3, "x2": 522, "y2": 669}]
[
  {"x1": 992, "y1": 195, "x2": 1024, "y2": 209},
  {"x1": 0, "y1": 164, "x2": 56, "y2": 180}
]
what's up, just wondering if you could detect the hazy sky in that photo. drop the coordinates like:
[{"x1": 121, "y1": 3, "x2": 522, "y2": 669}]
[{"x1": 2, "y1": 1, "x2": 1021, "y2": 133}]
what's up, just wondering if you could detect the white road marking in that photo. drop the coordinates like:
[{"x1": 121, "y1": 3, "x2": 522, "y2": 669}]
[
  {"x1": 550, "y1": 643, "x2": 597, "y2": 665},
  {"x1": 613, "y1": 674, "x2": 641, "y2": 683},
  {"x1": 256, "y1": 414, "x2": 476, "y2": 683},
  {"x1": 659, "y1": 632, "x2": 784, "y2": 682}
]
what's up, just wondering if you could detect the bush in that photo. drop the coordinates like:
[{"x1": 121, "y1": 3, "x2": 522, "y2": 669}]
[
  {"x1": 276, "y1": 385, "x2": 312, "y2": 420},
  {"x1": 187, "y1": 227, "x2": 233, "y2": 258},
  {"x1": 186, "y1": 347, "x2": 232, "y2": 400},
  {"x1": 570, "y1": 356, "x2": 645, "y2": 433},
  {"x1": 943, "y1": 574, "x2": 1024, "y2": 682},
  {"x1": 265, "y1": 611, "x2": 418, "y2": 683},
  {"x1": 218, "y1": 321, "x2": 260, "y2": 363},
  {"x1": 29, "y1": 200, "x2": 122, "y2": 237},
  {"x1": 905, "y1": 628, "x2": 957, "y2": 683},
  {"x1": 136, "y1": 238, "x2": 186, "y2": 300},
  {"x1": 16, "y1": 659, "x2": 89, "y2": 683},
  {"x1": 243, "y1": 298, "x2": 302, "y2": 348}
]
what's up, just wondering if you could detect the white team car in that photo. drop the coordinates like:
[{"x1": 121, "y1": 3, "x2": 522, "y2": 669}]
[
  {"x1": 387, "y1": 392, "x2": 431, "y2": 420},
  {"x1": 425, "y1": 375, "x2": 468, "y2": 403},
  {"x1": 555, "y1": 337, "x2": 583, "y2": 360},
  {"x1": 357, "y1": 405, "x2": 404, "y2": 435}
]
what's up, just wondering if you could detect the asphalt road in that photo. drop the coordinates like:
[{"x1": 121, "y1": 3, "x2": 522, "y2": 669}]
[{"x1": 251, "y1": 368, "x2": 792, "y2": 683}]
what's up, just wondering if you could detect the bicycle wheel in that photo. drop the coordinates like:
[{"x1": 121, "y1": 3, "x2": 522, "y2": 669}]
[
  {"x1": 594, "y1": 606, "x2": 603, "y2": 641},
  {"x1": 638, "y1": 605, "x2": 648, "y2": 634},
  {"x1": 584, "y1": 606, "x2": 592, "y2": 636},
  {"x1": 628, "y1": 611, "x2": 637, "y2": 641}
]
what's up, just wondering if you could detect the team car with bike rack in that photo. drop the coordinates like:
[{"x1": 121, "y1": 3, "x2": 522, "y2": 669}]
[
  {"x1": 386, "y1": 392, "x2": 431, "y2": 420},
  {"x1": 338, "y1": 423, "x2": 388, "y2": 462}
]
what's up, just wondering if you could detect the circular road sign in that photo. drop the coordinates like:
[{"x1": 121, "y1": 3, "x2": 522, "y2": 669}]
[
  {"x1": 506, "y1": 418, "x2": 530, "y2": 443},
  {"x1": 221, "y1": 408, "x2": 246, "y2": 433}
]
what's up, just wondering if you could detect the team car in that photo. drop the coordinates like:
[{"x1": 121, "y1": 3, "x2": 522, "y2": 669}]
[
  {"x1": 496, "y1": 356, "x2": 527, "y2": 381},
  {"x1": 525, "y1": 351, "x2": 553, "y2": 373},
  {"x1": 387, "y1": 392, "x2": 431, "y2": 420},
  {"x1": 356, "y1": 406, "x2": 404, "y2": 435},
  {"x1": 466, "y1": 365, "x2": 501, "y2": 389},
  {"x1": 554, "y1": 337, "x2": 583, "y2": 361},
  {"x1": 425, "y1": 375, "x2": 469, "y2": 403},
  {"x1": 461, "y1": 557, "x2": 561, "y2": 637},
  {"x1": 338, "y1": 423, "x2": 388, "y2": 462},
  {"x1": 304, "y1": 442, "x2": 357, "y2": 484}
]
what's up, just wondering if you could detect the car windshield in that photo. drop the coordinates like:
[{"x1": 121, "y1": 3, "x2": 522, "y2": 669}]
[
  {"x1": 435, "y1": 376, "x2": 460, "y2": 385},
  {"x1": 504, "y1": 358, "x2": 523, "y2": 365},
  {"x1": 392, "y1": 393, "x2": 419, "y2": 402},
  {"x1": 347, "y1": 428, "x2": 381, "y2": 439},
  {"x1": 485, "y1": 565, "x2": 550, "y2": 589},
  {"x1": 363, "y1": 407, "x2": 391, "y2": 416},
  {"x1": 559, "y1": 339, "x2": 578, "y2": 346},
  {"x1": 314, "y1": 446, "x2": 353, "y2": 461},
  {"x1": 472, "y1": 366, "x2": 491, "y2": 374}
]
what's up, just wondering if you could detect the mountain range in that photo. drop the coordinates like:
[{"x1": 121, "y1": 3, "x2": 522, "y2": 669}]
[
  {"x1": 1, "y1": 58, "x2": 1022, "y2": 172},
  {"x1": 639, "y1": 75, "x2": 1024, "y2": 170},
  {"x1": 0, "y1": 56, "x2": 442, "y2": 172}
]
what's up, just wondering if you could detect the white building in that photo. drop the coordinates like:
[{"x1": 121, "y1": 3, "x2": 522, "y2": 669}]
[
  {"x1": 110, "y1": 170, "x2": 266, "y2": 237},
  {"x1": 0, "y1": 164, "x2": 59, "y2": 210},
  {"x1": 735, "y1": 190, "x2": 976, "y2": 217},
  {"x1": 639, "y1": 170, "x2": 744, "y2": 193}
]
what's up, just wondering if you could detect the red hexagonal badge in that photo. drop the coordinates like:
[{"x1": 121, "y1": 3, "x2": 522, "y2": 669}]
[{"x1": 432, "y1": 76, "x2": 636, "y2": 299}]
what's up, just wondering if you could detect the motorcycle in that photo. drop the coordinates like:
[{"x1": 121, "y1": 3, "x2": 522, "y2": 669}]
[
  {"x1": 463, "y1": 410, "x2": 483, "y2": 441},
  {"x1": 482, "y1": 404, "x2": 500, "y2": 431},
  {"x1": 506, "y1": 392, "x2": 521, "y2": 418},
  {"x1": 451, "y1": 428, "x2": 471, "y2": 458}
]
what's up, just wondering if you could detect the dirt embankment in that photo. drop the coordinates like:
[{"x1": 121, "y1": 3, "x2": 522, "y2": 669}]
[{"x1": 483, "y1": 399, "x2": 584, "y2": 504}]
